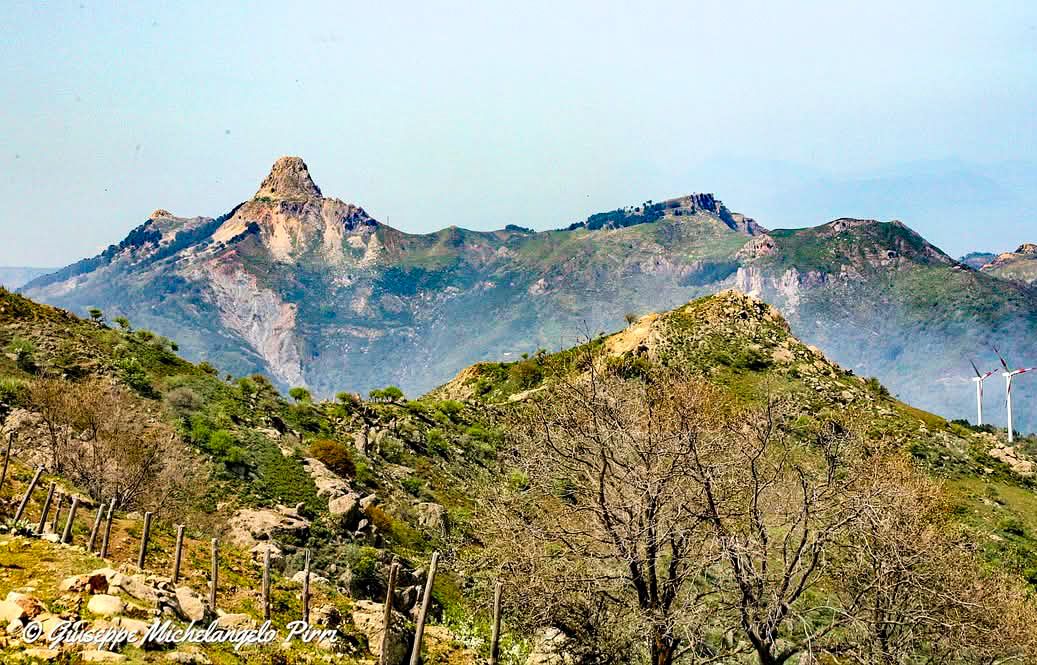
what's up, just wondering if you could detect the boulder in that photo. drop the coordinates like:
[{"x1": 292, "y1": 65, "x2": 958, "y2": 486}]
[
  {"x1": 81, "y1": 651, "x2": 128, "y2": 662},
  {"x1": 351, "y1": 599, "x2": 412, "y2": 665},
  {"x1": 0, "y1": 600, "x2": 26, "y2": 624},
  {"x1": 174, "y1": 587, "x2": 209, "y2": 623},
  {"x1": 328, "y1": 493, "x2": 360, "y2": 519},
  {"x1": 113, "y1": 616, "x2": 151, "y2": 640},
  {"x1": 359, "y1": 494, "x2": 379, "y2": 511},
  {"x1": 87, "y1": 594, "x2": 125, "y2": 617},
  {"x1": 60, "y1": 573, "x2": 109, "y2": 595},
  {"x1": 214, "y1": 613, "x2": 254, "y2": 629},
  {"x1": 415, "y1": 502, "x2": 448, "y2": 536},
  {"x1": 226, "y1": 505, "x2": 309, "y2": 549},
  {"x1": 301, "y1": 457, "x2": 352, "y2": 499},
  {"x1": 38, "y1": 614, "x2": 66, "y2": 640},
  {"x1": 5, "y1": 589, "x2": 45, "y2": 618},
  {"x1": 22, "y1": 648, "x2": 60, "y2": 660},
  {"x1": 313, "y1": 604, "x2": 342, "y2": 629},
  {"x1": 165, "y1": 652, "x2": 212, "y2": 664},
  {"x1": 290, "y1": 570, "x2": 330, "y2": 586},
  {"x1": 526, "y1": 628, "x2": 574, "y2": 665}
]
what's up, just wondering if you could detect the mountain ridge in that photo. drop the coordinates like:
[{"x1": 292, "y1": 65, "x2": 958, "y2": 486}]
[{"x1": 21, "y1": 157, "x2": 1037, "y2": 433}]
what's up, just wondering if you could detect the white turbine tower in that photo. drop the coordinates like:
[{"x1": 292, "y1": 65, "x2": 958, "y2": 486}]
[
  {"x1": 995, "y1": 347, "x2": 1037, "y2": 443},
  {"x1": 969, "y1": 359, "x2": 996, "y2": 426}
]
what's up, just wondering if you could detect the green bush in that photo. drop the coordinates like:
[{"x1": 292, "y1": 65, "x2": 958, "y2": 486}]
[
  {"x1": 7, "y1": 337, "x2": 36, "y2": 374},
  {"x1": 508, "y1": 359, "x2": 542, "y2": 389},
  {"x1": 426, "y1": 428, "x2": 449, "y2": 456},
  {"x1": 114, "y1": 356, "x2": 153, "y2": 396},
  {"x1": 401, "y1": 475, "x2": 424, "y2": 497},
  {"x1": 369, "y1": 385, "x2": 404, "y2": 402},
  {"x1": 289, "y1": 386, "x2": 312, "y2": 403},
  {"x1": 310, "y1": 438, "x2": 356, "y2": 478}
]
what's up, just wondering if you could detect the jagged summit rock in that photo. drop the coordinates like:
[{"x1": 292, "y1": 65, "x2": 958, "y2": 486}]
[
  {"x1": 149, "y1": 209, "x2": 174, "y2": 219},
  {"x1": 255, "y1": 156, "x2": 322, "y2": 201}
]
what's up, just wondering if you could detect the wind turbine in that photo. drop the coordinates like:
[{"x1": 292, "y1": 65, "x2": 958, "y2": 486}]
[
  {"x1": 969, "y1": 359, "x2": 996, "y2": 426},
  {"x1": 994, "y1": 346, "x2": 1037, "y2": 443}
]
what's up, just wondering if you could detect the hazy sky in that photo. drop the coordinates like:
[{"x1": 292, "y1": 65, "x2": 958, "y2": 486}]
[{"x1": 2, "y1": 1, "x2": 1036, "y2": 266}]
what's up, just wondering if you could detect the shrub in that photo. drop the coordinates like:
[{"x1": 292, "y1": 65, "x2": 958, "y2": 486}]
[
  {"x1": 426, "y1": 428, "x2": 449, "y2": 456},
  {"x1": 379, "y1": 436, "x2": 405, "y2": 464},
  {"x1": 114, "y1": 356, "x2": 153, "y2": 396},
  {"x1": 113, "y1": 316, "x2": 131, "y2": 331},
  {"x1": 401, "y1": 475, "x2": 424, "y2": 496},
  {"x1": 435, "y1": 400, "x2": 464, "y2": 421},
  {"x1": 508, "y1": 359, "x2": 543, "y2": 389},
  {"x1": 335, "y1": 391, "x2": 359, "y2": 405},
  {"x1": 7, "y1": 337, "x2": 37, "y2": 374},
  {"x1": 369, "y1": 385, "x2": 404, "y2": 402},
  {"x1": 345, "y1": 545, "x2": 383, "y2": 597},
  {"x1": 289, "y1": 386, "x2": 312, "y2": 403},
  {"x1": 310, "y1": 439, "x2": 356, "y2": 478}
]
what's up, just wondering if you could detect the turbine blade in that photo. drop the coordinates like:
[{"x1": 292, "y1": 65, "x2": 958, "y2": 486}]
[
  {"x1": 970, "y1": 359, "x2": 982, "y2": 377},
  {"x1": 993, "y1": 345, "x2": 1010, "y2": 371}
]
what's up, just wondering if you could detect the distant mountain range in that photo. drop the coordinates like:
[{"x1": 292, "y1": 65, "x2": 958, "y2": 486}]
[
  {"x1": 20, "y1": 157, "x2": 1037, "y2": 431},
  {"x1": 0, "y1": 266, "x2": 57, "y2": 289}
]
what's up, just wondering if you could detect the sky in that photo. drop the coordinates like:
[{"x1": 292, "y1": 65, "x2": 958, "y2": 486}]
[{"x1": 1, "y1": 1, "x2": 1036, "y2": 266}]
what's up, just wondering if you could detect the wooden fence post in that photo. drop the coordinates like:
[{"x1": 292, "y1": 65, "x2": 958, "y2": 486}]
[
  {"x1": 100, "y1": 498, "x2": 116, "y2": 558},
  {"x1": 37, "y1": 482, "x2": 56, "y2": 534},
  {"x1": 209, "y1": 538, "x2": 219, "y2": 608},
  {"x1": 50, "y1": 493, "x2": 64, "y2": 533},
  {"x1": 262, "y1": 547, "x2": 271, "y2": 621},
  {"x1": 12, "y1": 465, "x2": 43, "y2": 524},
  {"x1": 61, "y1": 496, "x2": 79, "y2": 544},
  {"x1": 302, "y1": 548, "x2": 311, "y2": 624},
  {"x1": 380, "y1": 560, "x2": 400, "y2": 665},
  {"x1": 490, "y1": 580, "x2": 504, "y2": 665},
  {"x1": 136, "y1": 511, "x2": 153, "y2": 569},
  {"x1": 172, "y1": 525, "x2": 185, "y2": 584},
  {"x1": 87, "y1": 503, "x2": 104, "y2": 552},
  {"x1": 408, "y1": 551, "x2": 439, "y2": 665},
  {"x1": 0, "y1": 433, "x2": 13, "y2": 496}
]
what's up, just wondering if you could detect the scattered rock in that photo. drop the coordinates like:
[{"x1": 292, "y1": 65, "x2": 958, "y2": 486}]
[
  {"x1": 313, "y1": 604, "x2": 341, "y2": 629},
  {"x1": 5, "y1": 593, "x2": 40, "y2": 614},
  {"x1": 81, "y1": 650, "x2": 128, "y2": 662},
  {"x1": 351, "y1": 599, "x2": 412, "y2": 665},
  {"x1": 290, "y1": 570, "x2": 330, "y2": 586},
  {"x1": 174, "y1": 587, "x2": 209, "y2": 623},
  {"x1": 87, "y1": 594, "x2": 125, "y2": 617},
  {"x1": 415, "y1": 502, "x2": 447, "y2": 536},
  {"x1": 526, "y1": 627, "x2": 574, "y2": 665},
  {"x1": 22, "y1": 647, "x2": 60, "y2": 660},
  {"x1": 165, "y1": 652, "x2": 211, "y2": 664},
  {"x1": 226, "y1": 505, "x2": 310, "y2": 549},
  {"x1": 301, "y1": 457, "x2": 352, "y2": 499},
  {"x1": 215, "y1": 613, "x2": 254, "y2": 629},
  {"x1": 0, "y1": 600, "x2": 26, "y2": 624}
]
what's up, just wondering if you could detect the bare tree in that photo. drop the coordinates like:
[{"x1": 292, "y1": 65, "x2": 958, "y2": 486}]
[
  {"x1": 691, "y1": 404, "x2": 879, "y2": 665},
  {"x1": 29, "y1": 377, "x2": 200, "y2": 513},
  {"x1": 830, "y1": 457, "x2": 1037, "y2": 664},
  {"x1": 482, "y1": 366, "x2": 738, "y2": 665}
]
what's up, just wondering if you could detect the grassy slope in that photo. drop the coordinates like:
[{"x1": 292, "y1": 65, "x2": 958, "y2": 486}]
[{"x1": 434, "y1": 291, "x2": 1037, "y2": 587}]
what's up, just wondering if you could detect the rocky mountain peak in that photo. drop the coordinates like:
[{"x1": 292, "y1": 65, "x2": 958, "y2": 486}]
[
  {"x1": 254, "y1": 156, "x2": 322, "y2": 201},
  {"x1": 149, "y1": 209, "x2": 174, "y2": 219},
  {"x1": 1015, "y1": 243, "x2": 1037, "y2": 255}
]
